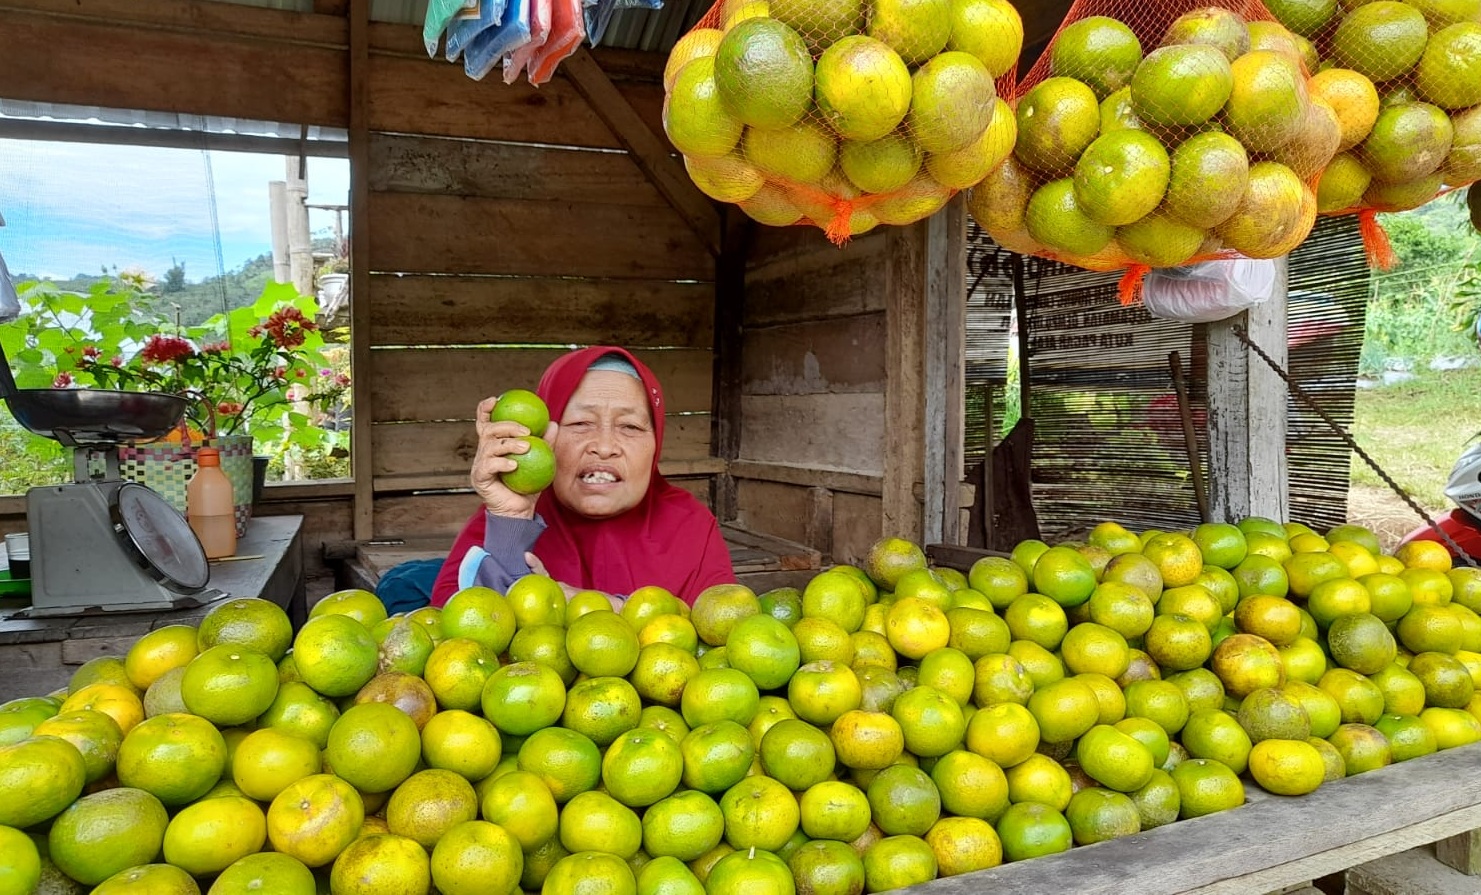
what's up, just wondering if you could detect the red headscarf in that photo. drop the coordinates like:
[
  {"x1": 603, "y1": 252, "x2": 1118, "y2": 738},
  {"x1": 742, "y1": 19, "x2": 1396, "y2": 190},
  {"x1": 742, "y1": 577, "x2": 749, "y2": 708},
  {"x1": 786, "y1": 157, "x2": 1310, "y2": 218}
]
[{"x1": 431, "y1": 347, "x2": 734, "y2": 604}]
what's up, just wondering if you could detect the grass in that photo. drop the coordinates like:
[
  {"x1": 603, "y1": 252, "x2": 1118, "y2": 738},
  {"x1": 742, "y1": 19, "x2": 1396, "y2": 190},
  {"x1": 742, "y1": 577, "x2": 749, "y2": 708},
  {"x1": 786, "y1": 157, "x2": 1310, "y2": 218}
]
[{"x1": 1349, "y1": 366, "x2": 1481, "y2": 515}]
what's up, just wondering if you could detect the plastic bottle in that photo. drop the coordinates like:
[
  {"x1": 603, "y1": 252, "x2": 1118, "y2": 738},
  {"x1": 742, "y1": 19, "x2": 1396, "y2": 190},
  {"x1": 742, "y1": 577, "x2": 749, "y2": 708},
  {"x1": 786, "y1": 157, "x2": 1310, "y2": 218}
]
[{"x1": 187, "y1": 447, "x2": 237, "y2": 559}]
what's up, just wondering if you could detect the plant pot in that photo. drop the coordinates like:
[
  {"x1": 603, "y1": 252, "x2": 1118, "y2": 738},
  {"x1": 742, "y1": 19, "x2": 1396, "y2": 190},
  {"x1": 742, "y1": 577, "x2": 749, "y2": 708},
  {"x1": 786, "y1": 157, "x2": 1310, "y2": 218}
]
[{"x1": 114, "y1": 434, "x2": 256, "y2": 538}]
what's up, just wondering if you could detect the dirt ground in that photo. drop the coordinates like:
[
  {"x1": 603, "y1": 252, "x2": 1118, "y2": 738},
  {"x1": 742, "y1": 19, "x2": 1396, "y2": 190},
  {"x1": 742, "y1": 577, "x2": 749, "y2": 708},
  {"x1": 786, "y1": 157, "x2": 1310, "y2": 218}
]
[{"x1": 1347, "y1": 483, "x2": 1438, "y2": 553}]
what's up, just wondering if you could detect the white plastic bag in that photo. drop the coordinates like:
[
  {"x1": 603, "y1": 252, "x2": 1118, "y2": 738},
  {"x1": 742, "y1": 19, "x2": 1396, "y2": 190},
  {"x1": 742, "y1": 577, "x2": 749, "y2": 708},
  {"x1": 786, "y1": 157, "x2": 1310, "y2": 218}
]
[
  {"x1": 0, "y1": 248, "x2": 19, "y2": 325},
  {"x1": 1142, "y1": 258, "x2": 1278, "y2": 324}
]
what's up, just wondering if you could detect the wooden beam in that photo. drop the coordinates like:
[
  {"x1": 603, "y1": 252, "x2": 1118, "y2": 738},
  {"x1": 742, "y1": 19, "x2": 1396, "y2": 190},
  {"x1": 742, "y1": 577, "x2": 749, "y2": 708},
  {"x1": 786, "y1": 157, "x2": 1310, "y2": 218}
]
[
  {"x1": 713, "y1": 215, "x2": 751, "y2": 522},
  {"x1": 0, "y1": 118, "x2": 348, "y2": 157},
  {"x1": 1206, "y1": 258, "x2": 1289, "y2": 523},
  {"x1": 923, "y1": 194, "x2": 968, "y2": 546},
  {"x1": 561, "y1": 47, "x2": 723, "y2": 258},
  {"x1": 313, "y1": 0, "x2": 348, "y2": 14},
  {"x1": 349, "y1": 0, "x2": 373, "y2": 541},
  {"x1": 730, "y1": 460, "x2": 884, "y2": 497},
  {"x1": 882, "y1": 222, "x2": 927, "y2": 543}
]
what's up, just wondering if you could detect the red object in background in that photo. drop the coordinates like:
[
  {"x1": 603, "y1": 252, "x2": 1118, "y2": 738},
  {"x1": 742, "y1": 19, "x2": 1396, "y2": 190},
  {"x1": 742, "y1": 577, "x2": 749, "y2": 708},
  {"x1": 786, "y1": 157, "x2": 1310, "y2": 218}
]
[{"x1": 1400, "y1": 509, "x2": 1481, "y2": 561}]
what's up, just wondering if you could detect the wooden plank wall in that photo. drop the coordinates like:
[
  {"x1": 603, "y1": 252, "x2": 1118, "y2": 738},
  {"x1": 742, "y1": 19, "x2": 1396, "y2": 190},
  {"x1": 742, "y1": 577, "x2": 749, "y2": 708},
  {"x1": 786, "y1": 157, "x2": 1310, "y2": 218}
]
[
  {"x1": 362, "y1": 53, "x2": 718, "y2": 539},
  {"x1": 734, "y1": 226, "x2": 891, "y2": 566},
  {"x1": 0, "y1": 0, "x2": 718, "y2": 552}
]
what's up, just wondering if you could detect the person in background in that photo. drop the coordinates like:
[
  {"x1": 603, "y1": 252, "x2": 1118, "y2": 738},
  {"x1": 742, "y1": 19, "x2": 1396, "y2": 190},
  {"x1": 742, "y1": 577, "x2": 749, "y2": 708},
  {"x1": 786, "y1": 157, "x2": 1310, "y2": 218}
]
[{"x1": 430, "y1": 346, "x2": 735, "y2": 607}]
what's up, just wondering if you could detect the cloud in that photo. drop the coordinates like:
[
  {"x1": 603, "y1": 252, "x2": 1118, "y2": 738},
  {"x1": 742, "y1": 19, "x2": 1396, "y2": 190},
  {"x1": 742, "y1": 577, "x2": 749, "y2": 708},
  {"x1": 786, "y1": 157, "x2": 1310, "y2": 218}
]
[{"x1": 0, "y1": 139, "x2": 350, "y2": 280}]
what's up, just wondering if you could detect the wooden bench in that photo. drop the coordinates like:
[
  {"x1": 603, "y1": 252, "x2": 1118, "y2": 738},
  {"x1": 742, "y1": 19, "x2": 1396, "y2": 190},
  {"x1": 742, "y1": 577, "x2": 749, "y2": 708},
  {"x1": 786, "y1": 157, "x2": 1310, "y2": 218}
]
[{"x1": 327, "y1": 523, "x2": 821, "y2": 595}]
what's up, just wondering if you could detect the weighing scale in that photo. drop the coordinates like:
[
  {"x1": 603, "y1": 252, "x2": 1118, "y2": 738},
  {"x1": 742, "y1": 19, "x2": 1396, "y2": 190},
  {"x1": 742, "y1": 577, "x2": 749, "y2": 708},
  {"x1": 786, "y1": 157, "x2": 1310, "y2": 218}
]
[{"x1": 0, "y1": 341, "x2": 215, "y2": 617}]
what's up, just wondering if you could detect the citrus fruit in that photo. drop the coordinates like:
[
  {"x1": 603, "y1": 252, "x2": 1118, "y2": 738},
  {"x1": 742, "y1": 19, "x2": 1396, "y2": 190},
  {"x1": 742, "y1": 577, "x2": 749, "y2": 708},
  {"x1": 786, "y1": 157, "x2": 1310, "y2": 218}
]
[
  {"x1": 1015, "y1": 77, "x2": 1102, "y2": 174},
  {"x1": 709, "y1": 847, "x2": 796, "y2": 895},
  {"x1": 1144, "y1": 614, "x2": 1213, "y2": 672},
  {"x1": 1163, "y1": 6, "x2": 1251, "y2": 61},
  {"x1": 325, "y1": 702, "x2": 421, "y2": 794},
  {"x1": 865, "y1": 764, "x2": 940, "y2": 836},
  {"x1": 208, "y1": 852, "x2": 316, "y2": 895},
  {"x1": 31, "y1": 709, "x2": 122, "y2": 784},
  {"x1": 946, "y1": 0, "x2": 1021, "y2": 78},
  {"x1": 330, "y1": 833, "x2": 431, "y2": 895},
  {"x1": 768, "y1": 0, "x2": 864, "y2": 54},
  {"x1": 385, "y1": 768, "x2": 480, "y2": 850},
  {"x1": 907, "y1": 51, "x2": 996, "y2": 154},
  {"x1": 1422, "y1": 706, "x2": 1481, "y2": 749},
  {"x1": 432, "y1": 823, "x2": 524, "y2": 895},
  {"x1": 179, "y1": 645, "x2": 278, "y2": 727},
  {"x1": 1328, "y1": 722, "x2": 1393, "y2": 773},
  {"x1": 714, "y1": 18, "x2": 814, "y2": 130},
  {"x1": 1248, "y1": 738, "x2": 1325, "y2": 795},
  {"x1": 116, "y1": 713, "x2": 226, "y2": 805},
  {"x1": 1050, "y1": 16, "x2": 1143, "y2": 99},
  {"x1": 60, "y1": 682, "x2": 144, "y2": 735},
  {"x1": 265, "y1": 773, "x2": 364, "y2": 868},
  {"x1": 1375, "y1": 712, "x2": 1438, "y2": 762},
  {"x1": 720, "y1": 775, "x2": 800, "y2": 850},
  {"x1": 1327, "y1": 613, "x2": 1397, "y2": 674},
  {"x1": 231, "y1": 727, "x2": 320, "y2": 801},
  {"x1": 1409, "y1": 651, "x2": 1476, "y2": 707},
  {"x1": 377, "y1": 618, "x2": 435, "y2": 677},
  {"x1": 163, "y1": 794, "x2": 267, "y2": 877},
  {"x1": 1215, "y1": 161, "x2": 1311, "y2": 259},
  {"x1": 518, "y1": 727, "x2": 602, "y2": 803},
  {"x1": 1131, "y1": 44, "x2": 1233, "y2": 127},
  {"x1": 1065, "y1": 788, "x2": 1140, "y2": 846},
  {"x1": 440, "y1": 586, "x2": 517, "y2": 655},
  {"x1": 680, "y1": 721, "x2": 755, "y2": 793},
  {"x1": 1072, "y1": 130, "x2": 1171, "y2": 228},
  {"x1": 1170, "y1": 758, "x2": 1245, "y2": 818},
  {"x1": 1331, "y1": 1, "x2": 1431, "y2": 83},
  {"x1": 1359, "y1": 101, "x2": 1455, "y2": 184},
  {"x1": 47, "y1": 786, "x2": 168, "y2": 886},
  {"x1": 125, "y1": 625, "x2": 200, "y2": 692},
  {"x1": 292, "y1": 614, "x2": 379, "y2": 698},
  {"x1": 995, "y1": 802, "x2": 1072, "y2": 862},
  {"x1": 642, "y1": 790, "x2": 725, "y2": 861},
  {"x1": 1225, "y1": 50, "x2": 1308, "y2": 154},
  {"x1": 1179, "y1": 708, "x2": 1254, "y2": 773},
  {"x1": 91, "y1": 864, "x2": 198, "y2": 894},
  {"x1": 490, "y1": 387, "x2": 550, "y2": 434},
  {"x1": 1026, "y1": 677, "x2": 1100, "y2": 744}
]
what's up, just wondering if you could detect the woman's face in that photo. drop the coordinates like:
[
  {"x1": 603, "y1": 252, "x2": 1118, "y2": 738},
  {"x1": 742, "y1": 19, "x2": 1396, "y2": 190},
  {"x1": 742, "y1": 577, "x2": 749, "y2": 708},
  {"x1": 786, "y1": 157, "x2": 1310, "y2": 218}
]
[{"x1": 551, "y1": 369, "x2": 656, "y2": 519}]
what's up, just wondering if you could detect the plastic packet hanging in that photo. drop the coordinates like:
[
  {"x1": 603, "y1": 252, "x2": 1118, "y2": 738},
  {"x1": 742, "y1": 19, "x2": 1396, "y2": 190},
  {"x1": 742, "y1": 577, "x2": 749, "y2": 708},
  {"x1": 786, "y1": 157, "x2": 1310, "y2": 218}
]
[
  {"x1": 465, "y1": 0, "x2": 532, "y2": 81},
  {"x1": 1142, "y1": 258, "x2": 1276, "y2": 324},
  {"x1": 424, "y1": 0, "x2": 482, "y2": 57},
  {"x1": 586, "y1": 0, "x2": 662, "y2": 48},
  {"x1": 0, "y1": 249, "x2": 19, "y2": 325},
  {"x1": 527, "y1": 0, "x2": 586, "y2": 85},
  {"x1": 504, "y1": 0, "x2": 552, "y2": 85},
  {"x1": 446, "y1": 0, "x2": 508, "y2": 63}
]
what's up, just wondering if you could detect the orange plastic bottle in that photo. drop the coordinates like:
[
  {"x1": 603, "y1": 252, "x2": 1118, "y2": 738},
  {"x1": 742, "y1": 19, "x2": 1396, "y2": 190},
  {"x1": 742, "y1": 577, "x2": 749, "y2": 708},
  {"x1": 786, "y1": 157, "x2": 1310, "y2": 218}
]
[{"x1": 187, "y1": 447, "x2": 237, "y2": 559}]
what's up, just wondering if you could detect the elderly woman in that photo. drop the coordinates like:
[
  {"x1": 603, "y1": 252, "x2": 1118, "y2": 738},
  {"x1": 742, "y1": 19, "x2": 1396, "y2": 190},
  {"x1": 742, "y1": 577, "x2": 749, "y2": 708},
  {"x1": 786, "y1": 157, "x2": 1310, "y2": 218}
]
[{"x1": 431, "y1": 346, "x2": 735, "y2": 606}]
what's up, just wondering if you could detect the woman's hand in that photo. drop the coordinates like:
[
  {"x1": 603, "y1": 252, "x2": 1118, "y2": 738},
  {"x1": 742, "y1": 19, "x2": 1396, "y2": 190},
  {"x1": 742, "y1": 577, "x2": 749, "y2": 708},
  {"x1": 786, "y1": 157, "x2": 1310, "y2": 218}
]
[
  {"x1": 525, "y1": 551, "x2": 624, "y2": 610},
  {"x1": 471, "y1": 397, "x2": 558, "y2": 519}
]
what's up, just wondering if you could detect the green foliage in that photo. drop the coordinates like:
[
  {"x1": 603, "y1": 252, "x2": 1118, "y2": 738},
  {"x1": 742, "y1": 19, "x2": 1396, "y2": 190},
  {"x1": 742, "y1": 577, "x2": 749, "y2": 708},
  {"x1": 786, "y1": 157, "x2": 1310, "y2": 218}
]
[
  {"x1": 1, "y1": 276, "x2": 351, "y2": 488},
  {"x1": 1361, "y1": 205, "x2": 1481, "y2": 373}
]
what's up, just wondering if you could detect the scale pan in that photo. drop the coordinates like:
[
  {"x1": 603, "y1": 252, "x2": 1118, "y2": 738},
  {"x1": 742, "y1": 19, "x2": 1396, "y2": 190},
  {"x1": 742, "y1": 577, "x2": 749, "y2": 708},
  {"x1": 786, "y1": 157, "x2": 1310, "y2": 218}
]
[{"x1": 4, "y1": 389, "x2": 188, "y2": 445}]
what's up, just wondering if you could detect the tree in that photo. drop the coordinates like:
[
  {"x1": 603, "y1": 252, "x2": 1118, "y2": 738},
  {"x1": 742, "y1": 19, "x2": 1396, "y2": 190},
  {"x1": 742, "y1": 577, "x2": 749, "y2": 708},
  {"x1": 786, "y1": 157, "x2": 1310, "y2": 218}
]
[{"x1": 162, "y1": 258, "x2": 186, "y2": 294}]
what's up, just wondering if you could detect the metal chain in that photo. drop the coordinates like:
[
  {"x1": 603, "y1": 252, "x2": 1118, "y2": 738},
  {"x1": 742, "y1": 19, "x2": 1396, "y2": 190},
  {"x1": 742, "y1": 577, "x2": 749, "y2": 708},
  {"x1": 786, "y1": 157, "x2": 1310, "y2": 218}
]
[{"x1": 1231, "y1": 325, "x2": 1478, "y2": 568}]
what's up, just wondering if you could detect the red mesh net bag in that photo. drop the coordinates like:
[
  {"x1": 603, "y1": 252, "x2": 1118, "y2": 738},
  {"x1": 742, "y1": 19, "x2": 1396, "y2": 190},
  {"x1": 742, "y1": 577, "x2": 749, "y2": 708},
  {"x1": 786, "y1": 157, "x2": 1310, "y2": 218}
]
[
  {"x1": 967, "y1": 0, "x2": 1338, "y2": 302},
  {"x1": 661, "y1": 0, "x2": 1022, "y2": 243},
  {"x1": 1260, "y1": 1, "x2": 1481, "y2": 270}
]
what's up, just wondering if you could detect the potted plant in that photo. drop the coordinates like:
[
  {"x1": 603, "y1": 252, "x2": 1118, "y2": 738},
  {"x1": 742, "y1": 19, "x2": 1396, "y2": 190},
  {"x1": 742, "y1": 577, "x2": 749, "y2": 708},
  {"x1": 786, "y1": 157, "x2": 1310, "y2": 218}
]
[{"x1": 6, "y1": 277, "x2": 349, "y2": 533}]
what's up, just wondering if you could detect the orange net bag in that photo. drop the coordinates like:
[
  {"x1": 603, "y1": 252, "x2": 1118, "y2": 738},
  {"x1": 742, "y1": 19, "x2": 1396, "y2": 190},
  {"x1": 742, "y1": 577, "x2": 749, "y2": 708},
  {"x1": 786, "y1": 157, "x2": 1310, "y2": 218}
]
[
  {"x1": 661, "y1": 0, "x2": 1022, "y2": 243},
  {"x1": 967, "y1": 0, "x2": 1337, "y2": 302},
  {"x1": 1260, "y1": 1, "x2": 1481, "y2": 270}
]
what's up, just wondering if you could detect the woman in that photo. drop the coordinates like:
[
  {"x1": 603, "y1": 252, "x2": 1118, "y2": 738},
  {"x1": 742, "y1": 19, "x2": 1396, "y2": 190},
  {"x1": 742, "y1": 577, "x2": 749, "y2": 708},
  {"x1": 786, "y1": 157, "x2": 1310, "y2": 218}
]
[{"x1": 430, "y1": 346, "x2": 735, "y2": 606}]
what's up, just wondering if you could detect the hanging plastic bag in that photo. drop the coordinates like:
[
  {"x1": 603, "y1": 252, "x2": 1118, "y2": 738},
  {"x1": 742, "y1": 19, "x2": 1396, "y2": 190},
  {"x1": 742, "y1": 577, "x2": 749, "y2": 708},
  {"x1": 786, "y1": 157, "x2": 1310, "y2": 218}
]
[
  {"x1": 1289, "y1": 2, "x2": 1481, "y2": 270},
  {"x1": 587, "y1": 0, "x2": 663, "y2": 47},
  {"x1": 1142, "y1": 257, "x2": 1276, "y2": 323},
  {"x1": 968, "y1": 0, "x2": 1330, "y2": 301},
  {"x1": 424, "y1": 0, "x2": 482, "y2": 57},
  {"x1": 465, "y1": 0, "x2": 532, "y2": 81},
  {"x1": 446, "y1": 0, "x2": 509, "y2": 63},
  {"x1": 663, "y1": 0, "x2": 1022, "y2": 243},
  {"x1": 504, "y1": 0, "x2": 552, "y2": 85},
  {"x1": 526, "y1": 0, "x2": 586, "y2": 85}
]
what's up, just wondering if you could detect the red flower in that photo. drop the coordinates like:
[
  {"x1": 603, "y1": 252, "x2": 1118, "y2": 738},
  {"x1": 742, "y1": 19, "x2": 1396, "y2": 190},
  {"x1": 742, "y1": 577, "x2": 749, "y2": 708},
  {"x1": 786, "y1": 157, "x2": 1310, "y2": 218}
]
[
  {"x1": 216, "y1": 401, "x2": 244, "y2": 416},
  {"x1": 335, "y1": 373, "x2": 350, "y2": 387},
  {"x1": 139, "y1": 334, "x2": 195, "y2": 365},
  {"x1": 261, "y1": 307, "x2": 318, "y2": 350},
  {"x1": 110, "y1": 355, "x2": 124, "y2": 367},
  {"x1": 199, "y1": 341, "x2": 230, "y2": 355},
  {"x1": 81, "y1": 346, "x2": 102, "y2": 360},
  {"x1": 272, "y1": 366, "x2": 287, "y2": 380},
  {"x1": 52, "y1": 372, "x2": 74, "y2": 388}
]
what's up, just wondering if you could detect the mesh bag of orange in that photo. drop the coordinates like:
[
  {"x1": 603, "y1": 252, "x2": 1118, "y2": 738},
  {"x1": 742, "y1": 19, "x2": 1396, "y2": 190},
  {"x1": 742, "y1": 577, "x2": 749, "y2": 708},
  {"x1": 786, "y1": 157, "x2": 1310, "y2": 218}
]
[
  {"x1": 661, "y1": 0, "x2": 1022, "y2": 243},
  {"x1": 969, "y1": 1, "x2": 1337, "y2": 299},
  {"x1": 1259, "y1": 0, "x2": 1481, "y2": 268}
]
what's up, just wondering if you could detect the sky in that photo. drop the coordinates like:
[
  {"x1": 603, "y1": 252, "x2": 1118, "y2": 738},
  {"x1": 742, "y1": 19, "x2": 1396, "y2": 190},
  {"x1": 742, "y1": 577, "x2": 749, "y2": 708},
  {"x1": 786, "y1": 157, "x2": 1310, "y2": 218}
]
[{"x1": 0, "y1": 139, "x2": 351, "y2": 282}]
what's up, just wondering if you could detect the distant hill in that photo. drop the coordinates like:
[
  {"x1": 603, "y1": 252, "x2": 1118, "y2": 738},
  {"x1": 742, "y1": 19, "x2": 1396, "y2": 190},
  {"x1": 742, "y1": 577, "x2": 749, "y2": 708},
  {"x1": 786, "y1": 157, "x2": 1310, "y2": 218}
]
[{"x1": 13, "y1": 237, "x2": 340, "y2": 326}]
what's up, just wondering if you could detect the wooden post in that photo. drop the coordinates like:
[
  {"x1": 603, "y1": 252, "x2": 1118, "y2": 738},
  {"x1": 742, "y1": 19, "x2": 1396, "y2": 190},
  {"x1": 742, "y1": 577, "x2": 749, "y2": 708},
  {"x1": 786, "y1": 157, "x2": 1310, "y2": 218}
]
[
  {"x1": 1206, "y1": 257, "x2": 1289, "y2": 523},
  {"x1": 268, "y1": 180, "x2": 291, "y2": 285},
  {"x1": 884, "y1": 223, "x2": 927, "y2": 544},
  {"x1": 711, "y1": 215, "x2": 749, "y2": 523},
  {"x1": 1436, "y1": 830, "x2": 1481, "y2": 875},
  {"x1": 284, "y1": 158, "x2": 314, "y2": 298},
  {"x1": 923, "y1": 195, "x2": 967, "y2": 545},
  {"x1": 348, "y1": 0, "x2": 372, "y2": 540}
]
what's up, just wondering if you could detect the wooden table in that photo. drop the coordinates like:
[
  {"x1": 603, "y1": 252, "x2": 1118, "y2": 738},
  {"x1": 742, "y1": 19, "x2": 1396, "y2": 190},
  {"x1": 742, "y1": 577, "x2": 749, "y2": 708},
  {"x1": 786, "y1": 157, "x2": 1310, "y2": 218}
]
[
  {"x1": 911, "y1": 742, "x2": 1481, "y2": 895},
  {"x1": 0, "y1": 514, "x2": 304, "y2": 701}
]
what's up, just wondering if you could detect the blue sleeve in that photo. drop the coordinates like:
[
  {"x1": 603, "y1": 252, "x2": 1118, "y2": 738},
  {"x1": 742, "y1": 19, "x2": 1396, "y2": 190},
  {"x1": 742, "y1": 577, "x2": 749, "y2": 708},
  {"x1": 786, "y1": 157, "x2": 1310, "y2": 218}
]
[{"x1": 455, "y1": 511, "x2": 547, "y2": 593}]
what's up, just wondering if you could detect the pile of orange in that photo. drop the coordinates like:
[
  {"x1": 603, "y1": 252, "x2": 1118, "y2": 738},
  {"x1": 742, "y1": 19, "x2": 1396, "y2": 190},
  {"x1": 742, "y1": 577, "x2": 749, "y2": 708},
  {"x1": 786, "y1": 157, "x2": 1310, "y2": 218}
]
[{"x1": 2, "y1": 520, "x2": 1481, "y2": 894}]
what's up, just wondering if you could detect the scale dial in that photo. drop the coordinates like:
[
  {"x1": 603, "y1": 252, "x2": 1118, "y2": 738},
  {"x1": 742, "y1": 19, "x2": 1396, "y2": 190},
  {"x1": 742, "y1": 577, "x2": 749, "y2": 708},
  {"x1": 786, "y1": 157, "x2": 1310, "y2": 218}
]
[{"x1": 112, "y1": 483, "x2": 210, "y2": 593}]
